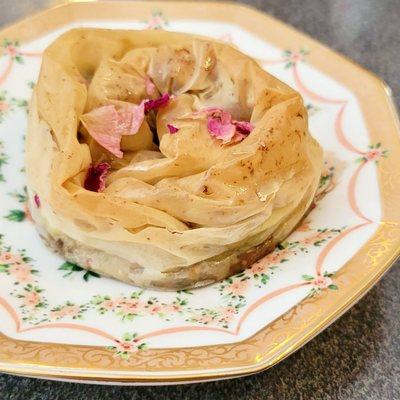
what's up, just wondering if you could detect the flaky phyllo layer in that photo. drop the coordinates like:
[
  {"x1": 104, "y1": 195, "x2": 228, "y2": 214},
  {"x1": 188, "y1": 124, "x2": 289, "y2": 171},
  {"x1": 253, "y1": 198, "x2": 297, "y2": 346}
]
[{"x1": 26, "y1": 29, "x2": 323, "y2": 286}]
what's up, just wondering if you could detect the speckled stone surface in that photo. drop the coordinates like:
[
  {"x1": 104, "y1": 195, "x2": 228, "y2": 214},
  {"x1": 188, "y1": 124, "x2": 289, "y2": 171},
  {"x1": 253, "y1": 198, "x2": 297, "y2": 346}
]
[{"x1": 0, "y1": 1, "x2": 399, "y2": 399}]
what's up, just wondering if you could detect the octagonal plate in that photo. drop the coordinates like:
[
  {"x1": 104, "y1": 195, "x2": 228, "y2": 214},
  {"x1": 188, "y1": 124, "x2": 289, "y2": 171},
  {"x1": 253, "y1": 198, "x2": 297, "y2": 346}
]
[{"x1": 0, "y1": 1, "x2": 399, "y2": 384}]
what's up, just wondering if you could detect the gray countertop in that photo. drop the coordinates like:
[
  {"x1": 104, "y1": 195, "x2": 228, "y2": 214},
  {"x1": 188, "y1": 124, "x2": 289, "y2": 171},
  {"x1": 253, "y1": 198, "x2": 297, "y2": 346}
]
[{"x1": 0, "y1": 1, "x2": 399, "y2": 399}]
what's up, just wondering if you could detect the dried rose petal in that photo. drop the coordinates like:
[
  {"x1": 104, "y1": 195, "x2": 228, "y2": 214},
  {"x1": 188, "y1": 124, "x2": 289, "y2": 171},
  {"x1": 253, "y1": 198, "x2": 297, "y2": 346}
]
[
  {"x1": 167, "y1": 124, "x2": 179, "y2": 134},
  {"x1": 144, "y1": 76, "x2": 156, "y2": 96},
  {"x1": 144, "y1": 93, "x2": 170, "y2": 113},
  {"x1": 118, "y1": 102, "x2": 145, "y2": 135},
  {"x1": 231, "y1": 131, "x2": 248, "y2": 143},
  {"x1": 233, "y1": 120, "x2": 254, "y2": 135},
  {"x1": 34, "y1": 194, "x2": 40, "y2": 208},
  {"x1": 80, "y1": 103, "x2": 145, "y2": 158},
  {"x1": 206, "y1": 109, "x2": 236, "y2": 143},
  {"x1": 202, "y1": 108, "x2": 254, "y2": 144},
  {"x1": 84, "y1": 162, "x2": 111, "y2": 192}
]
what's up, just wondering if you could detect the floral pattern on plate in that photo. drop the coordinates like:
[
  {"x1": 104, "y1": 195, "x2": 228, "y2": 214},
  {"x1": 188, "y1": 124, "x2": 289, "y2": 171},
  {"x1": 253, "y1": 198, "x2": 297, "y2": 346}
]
[{"x1": 0, "y1": 5, "x2": 393, "y2": 370}]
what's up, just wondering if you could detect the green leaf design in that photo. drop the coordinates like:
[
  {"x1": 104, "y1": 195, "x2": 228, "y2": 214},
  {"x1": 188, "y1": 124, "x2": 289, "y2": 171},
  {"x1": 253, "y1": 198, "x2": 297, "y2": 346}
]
[
  {"x1": 302, "y1": 274, "x2": 315, "y2": 281},
  {"x1": 0, "y1": 154, "x2": 7, "y2": 165},
  {"x1": 328, "y1": 284, "x2": 339, "y2": 290},
  {"x1": 355, "y1": 157, "x2": 366, "y2": 164},
  {"x1": 0, "y1": 264, "x2": 9, "y2": 272},
  {"x1": 4, "y1": 209, "x2": 26, "y2": 222},
  {"x1": 58, "y1": 261, "x2": 83, "y2": 277},
  {"x1": 122, "y1": 332, "x2": 137, "y2": 341},
  {"x1": 9, "y1": 186, "x2": 28, "y2": 203},
  {"x1": 277, "y1": 241, "x2": 288, "y2": 250},
  {"x1": 83, "y1": 270, "x2": 100, "y2": 281},
  {"x1": 130, "y1": 290, "x2": 143, "y2": 299},
  {"x1": 59, "y1": 262, "x2": 100, "y2": 281},
  {"x1": 14, "y1": 55, "x2": 23, "y2": 64},
  {"x1": 177, "y1": 289, "x2": 193, "y2": 295},
  {"x1": 2, "y1": 38, "x2": 11, "y2": 48},
  {"x1": 11, "y1": 98, "x2": 28, "y2": 108}
]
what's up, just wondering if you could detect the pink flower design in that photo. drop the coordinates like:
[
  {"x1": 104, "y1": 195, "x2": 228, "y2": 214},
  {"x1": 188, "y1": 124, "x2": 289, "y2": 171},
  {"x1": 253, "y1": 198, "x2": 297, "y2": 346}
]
[
  {"x1": 356, "y1": 144, "x2": 388, "y2": 164},
  {"x1": 6, "y1": 44, "x2": 18, "y2": 57},
  {"x1": 148, "y1": 17, "x2": 163, "y2": 29},
  {"x1": 0, "y1": 101, "x2": 10, "y2": 112},
  {"x1": 9, "y1": 263, "x2": 33, "y2": 283},
  {"x1": 50, "y1": 310, "x2": 62, "y2": 319},
  {"x1": 147, "y1": 304, "x2": 163, "y2": 315},
  {"x1": 0, "y1": 252, "x2": 22, "y2": 264},
  {"x1": 118, "y1": 299, "x2": 142, "y2": 314},
  {"x1": 61, "y1": 304, "x2": 80, "y2": 317},
  {"x1": 146, "y1": 11, "x2": 168, "y2": 30},
  {"x1": 109, "y1": 333, "x2": 145, "y2": 358},
  {"x1": 155, "y1": 303, "x2": 180, "y2": 314},
  {"x1": 50, "y1": 304, "x2": 80, "y2": 319},
  {"x1": 24, "y1": 203, "x2": 33, "y2": 222},
  {"x1": 290, "y1": 52, "x2": 302, "y2": 62},
  {"x1": 170, "y1": 304, "x2": 182, "y2": 312},
  {"x1": 221, "y1": 306, "x2": 236, "y2": 322},
  {"x1": 102, "y1": 299, "x2": 117, "y2": 311},
  {"x1": 23, "y1": 291, "x2": 41, "y2": 308},
  {"x1": 282, "y1": 49, "x2": 308, "y2": 68},
  {"x1": 301, "y1": 232, "x2": 328, "y2": 245},
  {"x1": 264, "y1": 249, "x2": 291, "y2": 264},
  {"x1": 365, "y1": 149, "x2": 382, "y2": 162},
  {"x1": 312, "y1": 276, "x2": 333, "y2": 289},
  {"x1": 197, "y1": 314, "x2": 214, "y2": 324},
  {"x1": 114, "y1": 340, "x2": 136, "y2": 353},
  {"x1": 226, "y1": 279, "x2": 249, "y2": 296},
  {"x1": 248, "y1": 262, "x2": 266, "y2": 275}
]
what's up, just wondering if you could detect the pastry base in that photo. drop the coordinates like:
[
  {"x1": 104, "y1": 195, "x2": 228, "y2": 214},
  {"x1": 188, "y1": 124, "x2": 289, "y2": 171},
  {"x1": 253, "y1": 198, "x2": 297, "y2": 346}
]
[{"x1": 30, "y1": 201, "x2": 277, "y2": 290}]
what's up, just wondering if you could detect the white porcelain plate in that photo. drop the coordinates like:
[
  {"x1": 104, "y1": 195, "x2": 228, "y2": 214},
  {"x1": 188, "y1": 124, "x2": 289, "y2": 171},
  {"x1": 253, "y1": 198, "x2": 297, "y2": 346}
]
[{"x1": 0, "y1": 1, "x2": 399, "y2": 385}]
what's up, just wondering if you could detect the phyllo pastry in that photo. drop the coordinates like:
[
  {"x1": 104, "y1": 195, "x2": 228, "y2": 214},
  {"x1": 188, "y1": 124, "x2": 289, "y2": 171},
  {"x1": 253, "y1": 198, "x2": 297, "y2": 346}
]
[{"x1": 26, "y1": 29, "x2": 323, "y2": 289}]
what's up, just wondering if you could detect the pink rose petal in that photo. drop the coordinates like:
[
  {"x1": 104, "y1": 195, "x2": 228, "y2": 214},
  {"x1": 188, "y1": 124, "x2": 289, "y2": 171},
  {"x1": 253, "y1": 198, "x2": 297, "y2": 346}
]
[
  {"x1": 202, "y1": 108, "x2": 254, "y2": 144},
  {"x1": 167, "y1": 124, "x2": 179, "y2": 134},
  {"x1": 118, "y1": 102, "x2": 145, "y2": 135},
  {"x1": 34, "y1": 194, "x2": 40, "y2": 208},
  {"x1": 80, "y1": 104, "x2": 145, "y2": 158},
  {"x1": 233, "y1": 120, "x2": 254, "y2": 135},
  {"x1": 84, "y1": 162, "x2": 111, "y2": 192},
  {"x1": 230, "y1": 131, "x2": 248, "y2": 143},
  {"x1": 144, "y1": 93, "x2": 170, "y2": 113},
  {"x1": 206, "y1": 109, "x2": 236, "y2": 143},
  {"x1": 144, "y1": 76, "x2": 156, "y2": 96}
]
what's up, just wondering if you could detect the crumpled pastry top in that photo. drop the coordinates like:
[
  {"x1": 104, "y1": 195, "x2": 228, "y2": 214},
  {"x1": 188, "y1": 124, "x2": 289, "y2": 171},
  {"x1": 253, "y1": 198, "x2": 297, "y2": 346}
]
[{"x1": 26, "y1": 28, "x2": 323, "y2": 274}]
